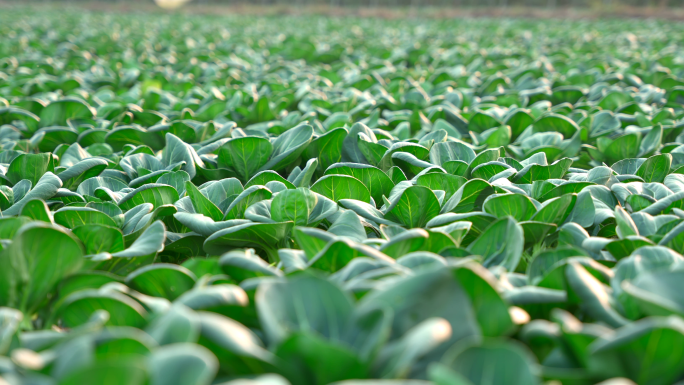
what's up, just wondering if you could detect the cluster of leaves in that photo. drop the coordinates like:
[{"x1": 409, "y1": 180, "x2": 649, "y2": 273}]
[{"x1": 2, "y1": 8, "x2": 684, "y2": 385}]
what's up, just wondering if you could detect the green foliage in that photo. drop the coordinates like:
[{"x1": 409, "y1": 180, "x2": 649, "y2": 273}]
[{"x1": 1, "y1": 10, "x2": 684, "y2": 385}]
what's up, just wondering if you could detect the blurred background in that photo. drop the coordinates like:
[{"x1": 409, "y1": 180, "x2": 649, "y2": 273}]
[
  {"x1": 0, "y1": 0, "x2": 677, "y2": 5},
  {"x1": 0, "y1": 0, "x2": 682, "y2": 18}
]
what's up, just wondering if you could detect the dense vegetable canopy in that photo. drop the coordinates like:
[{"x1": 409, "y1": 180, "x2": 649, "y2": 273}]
[{"x1": 1, "y1": 8, "x2": 684, "y2": 385}]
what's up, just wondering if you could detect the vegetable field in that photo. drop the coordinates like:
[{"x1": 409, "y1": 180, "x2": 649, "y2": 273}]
[{"x1": 1, "y1": 8, "x2": 684, "y2": 385}]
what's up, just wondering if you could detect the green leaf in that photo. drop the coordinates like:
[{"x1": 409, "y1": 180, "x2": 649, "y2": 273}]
[
  {"x1": 506, "y1": 109, "x2": 535, "y2": 140},
  {"x1": 379, "y1": 229, "x2": 455, "y2": 258},
  {"x1": 106, "y1": 126, "x2": 164, "y2": 152},
  {"x1": 93, "y1": 221, "x2": 166, "y2": 275},
  {"x1": 0, "y1": 107, "x2": 40, "y2": 133},
  {"x1": 292, "y1": 227, "x2": 336, "y2": 260},
  {"x1": 77, "y1": 176, "x2": 128, "y2": 198},
  {"x1": 309, "y1": 238, "x2": 393, "y2": 272},
  {"x1": 615, "y1": 206, "x2": 639, "y2": 239},
  {"x1": 303, "y1": 127, "x2": 347, "y2": 173},
  {"x1": 538, "y1": 181, "x2": 594, "y2": 202},
  {"x1": 467, "y1": 148, "x2": 502, "y2": 175},
  {"x1": 4, "y1": 172, "x2": 62, "y2": 216},
  {"x1": 430, "y1": 221, "x2": 472, "y2": 247},
  {"x1": 1, "y1": 222, "x2": 84, "y2": 313},
  {"x1": 429, "y1": 141, "x2": 476, "y2": 167},
  {"x1": 7, "y1": 153, "x2": 54, "y2": 186},
  {"x1": 443, "y1": 160, "x2": 469, "y2": 177},
  {"x1": 598, "y1": 133, "x2": 641, "y2": 165},
  {"x1": 520, "y1": 221, "x2": 557, "y2": 249},
  {"x1": 176, "y1": 284, "x2": 249, "y2": 317},
  {"x1": 58, "y1": 158, "x2": 109, "y2": 191},
  {"x1": 589, "y1": 316, "x2": 684, "y2": 385},
  {"x1": 391, "y1": 152, "x2": 436, "y2": 178},
  {"x1": 636, "y1": 154, "x2": 672, "y2": 183},
  {"x1": 118, "y1": 184, "x2": 180, "y2": 211},
  {"x1": 357, "y1": 134, "x2": 388, "y2": 168},
  {"x1": 387, "y1": 166, "x2": 408, "y2": 184},
  {"x1": 429, "y1": 363, "x2": 474, "y2": 385},
  {"x1": 0, "y1": 216, "x2": 32, "y2": 239},
  {"x1": 0, "y1": 307, "x2": 22, "y2": 355},
  {"x1": 357, "y1": 267, "x2": 481, "y2": 354},
  {"x1": 149, "y1": 343, "x2": 218, "y2": 385},
  {"x1": 186, "y1": 181, "x2": 223, "y2": 221},
  {"x1": 196, "y1": 311, "x2": 274, "y2": 375},
  {"x1": 638, "y1": 124, "x2": 663, "y2": 158},
  {"x1": 0, "y1": 189, "x2": 11, "y2": 211},
  {"x1": 385, "y1": 185, "x2": 441, "y2": 229},
  {"x1": 60, "y1": 142, "x2": 90, "y2": 167},
  {"x1": 204, "y1": 222, "x2": 293, "y2": 262},
  {"x1": 338, "y1": 199, "x2": 399, "y2": 226},
  {"x1": 276, "y1": 332, "x2": 368, "y2": 385},
  {"x1": 157, "y1": 171, "x2": 191, "y2": 196},
  {"x1": 260, "y1": 123, "x2": 313, "y2": 172},
  {"x1": 218, "y1": 249, "x2": 282, "y2": 282},
  {"x1": 415, "y1": 173, "x2": 467, "y2": 202},
  {"x1": 606, "y1": 236, "x2": 655, "y2": 260},
  {"x1": 530, "y1": 193, "x2": 576, "y2": 225},
  {"x1": 59, "y1": 289, "x2": 147, "y2": 328},
  {"x1": 201, "y1": 178, "x2": 245, "y2": 207},
  {"x1": 246, "y1": 171, "x2": 295, "y2": 190},
  {"x1": 468, "y1": 111, "x2": 501, "y2": 133},
  {"x1": 39, "y1": 98, "x2": 94, "y2": 127},
  {"x1": 327, "y1": 210, "x2": 367, "y2": 242},
  {"x1": 59, "y1": 359, "x2": 148, "y2": 385},
  {"x1": 467, "y1": 217, "x2": 523, "y2": 272},
  {"x1": 126, "y1": 263, "x2": 196, "y2": 301},
  {"x1": 441, "y1": 339, "x2": 540, "y2": 385},
  {"x1": 621, "y1": 270, "x2": 684, "y2": 317},
  {"x1": 72, "y1": 224, "x2": 125, "y2": 255},
  {"x1": 483, "y1": 193, "x2": 537, "y2": 221},
  {"x1": 612, "y1": 158, "x2": 646, "y2": 176},
  {"x1": 536, "y1": 256, "x2": 610, "y2": 291},
  {"x1": 470, "y1": 161, "x2": 510, "y2": 181},
  {"x1": 565, "y1": 262, "x2": 629, "y2": 328},
  {"x1": 590, "y1": 110, "x2": 621, "y2": 138},
  {"x1": 343, "y1": 122, "x2": 377, "y2": 164},
  {"x1": 174, "y1": 213, "x2": 250, "y2": 237},
  {"x1": 54, "y1": 207, "x2": 118, "y2": 228},
  {"x1": 224, "y1": 186, "x2": 273, "y2": 220},
  {"x1": 311, "y1": 174, "x2": 371, "y2": 203},
  {"x1": 292, "y1": 158, "x2": 319, "y2": 188},
  {"x1": 271, "y1": 188, "x2": 318, "y2": 226},
  {"x1": 512, "y1": 158, "x2": 572, "y2": 184},
  {"x1": 162, "y1": 133, "x2": 203, "y2": 179},
  {"x1": 374, "y1": 318, "x2": 452, "y2": 378},
  {"x1": 527, "y1": 246, "x2": 587, "y2": 284},
  {"x1": 378, "y1": 142, "x2": 430, "y2": 172},
  {"x1": 455, "y1": 264, "x2": 515, "y2": 336},
  {"x1": 626, "y1": 194, "x2": 655, "y2": 212},
  {"x1": 257, "y1": 274, "x2": 354, "y2": 346},
  {"x1": 441, "y1": 179, "x2": 496, "y2": 214},
  {"x1": 120, "y1": 153, "x2": 163, "y2": 179},
  {"x1": 20, "y1": 199, "x2": 52, "y2": 223},
  {"x1": 325, "y1": 163, "x2": 394, "y2": 204},
  {"x1": 123, "y1": 204, "x2": 175, "y2": 241},
  {"x1": 218, "y1": 136, "x2": 273, "y2": 183},
  {"x1": 146, "y1": 304, "x2": 200, "y2": 345},
  {"x1": 534, "y1": 113, "x2": 579, "y2": 138}
]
